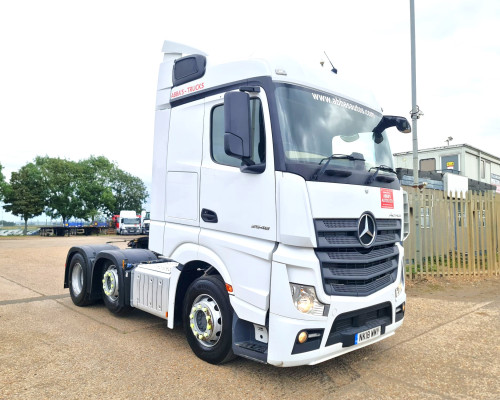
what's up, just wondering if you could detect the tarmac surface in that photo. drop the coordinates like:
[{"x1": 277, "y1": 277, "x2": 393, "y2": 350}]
[{"x1": 0, "y1": 236, "x2": 499, "y2": 399}]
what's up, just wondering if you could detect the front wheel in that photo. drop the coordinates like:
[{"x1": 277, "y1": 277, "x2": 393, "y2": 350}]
[{"x1": 183, "y1": 275, "x2": 235, "y2": 364}]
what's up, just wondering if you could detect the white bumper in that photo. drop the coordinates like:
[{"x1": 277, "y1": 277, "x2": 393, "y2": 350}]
[{"x1": 267, "y1": 245, "x2": 406, "y2": 367}]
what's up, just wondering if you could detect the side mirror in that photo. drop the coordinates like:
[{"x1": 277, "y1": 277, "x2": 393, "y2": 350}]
[
  {"x1": 373, "y1": 115, "x2": 411, "y2": 135},
  {"x1": 224, "y1": 91, "x2": 252, "y2": 161},
  {"x1": 395, "y1": 117, "x2": 411, "y2": 133}
]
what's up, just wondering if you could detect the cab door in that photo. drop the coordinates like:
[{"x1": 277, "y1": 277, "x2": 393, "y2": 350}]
[
  {"x1": 199, "y1": 89, "x2": 277, "y2": 313},
  {"x1": 199, "y1": 90, "x2": 277, "y2": 242}
]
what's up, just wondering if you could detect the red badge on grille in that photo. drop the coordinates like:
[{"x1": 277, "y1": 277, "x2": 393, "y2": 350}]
[{"x1": 380, "y1": 188, "x2": 394, "y2": 209}]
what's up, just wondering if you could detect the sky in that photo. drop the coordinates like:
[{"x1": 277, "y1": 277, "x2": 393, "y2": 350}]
[{"x1": 1, "y1": 0, "x2": 499, "y2": 220}]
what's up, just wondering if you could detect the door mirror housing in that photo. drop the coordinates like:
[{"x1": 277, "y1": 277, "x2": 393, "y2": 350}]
[
  {"x1": 224, "y1": 91, "x2": 252, "y2": 160},
  {"x1": 395, "y1": 117, "x2": 411, "y2": 133},
  {"x1": 373, "y1": 115, "x2": 411, "y2": 135}
]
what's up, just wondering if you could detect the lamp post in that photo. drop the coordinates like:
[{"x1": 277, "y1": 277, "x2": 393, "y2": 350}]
[
  {"x1": 410, "y1": 0, "x2": 421, "y2": 184},
  {"x1": 410, "y1": 0, "x2": 422, "y2": 270}
]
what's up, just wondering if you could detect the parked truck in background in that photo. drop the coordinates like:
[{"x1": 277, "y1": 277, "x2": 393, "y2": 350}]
[
  {"x1": 64, "y1": 41, "x2": 410, "y2": 367},
  {"x1": 141, "y1": 210, "x2": 150, "y2": 235},
  {"x1": 117, "y1": 210, "x2": 141, "y2": 235},
  {"x1": 111, "y1": 214, "x2": 120, "y2": 230}
]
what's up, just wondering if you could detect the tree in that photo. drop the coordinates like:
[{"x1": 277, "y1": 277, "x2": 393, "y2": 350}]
[
  {"x1": 77, "y1": 156, "x2": 148, "y2": 218},
  {"x1": 34, "y1": 155, "x2": 148, "y2": 222},
  {"x1": 78, "y1": 156, "x2": 116, "y2": 220},
  {"x1": 3, "y1": 163, "x2": 46, "y2": 235},
  {"x1": 109, "y1": 167, "x2": 148, "y2": 214},
  {"x1": 0, "y1": 162, "x2": 6, "y2": 202},
  {"x1": 35, "y1": 156, "x2": 84, "y2": 223}
]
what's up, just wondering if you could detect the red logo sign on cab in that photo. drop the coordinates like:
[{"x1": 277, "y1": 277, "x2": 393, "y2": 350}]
[{"x1": 380, "y1": 188, "x2": 394, "y2": 209}]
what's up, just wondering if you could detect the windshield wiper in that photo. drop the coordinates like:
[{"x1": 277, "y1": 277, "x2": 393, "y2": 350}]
[
  {"x1": 365, "y1": 165, "x2": 397, "y2": 185},
  {"x1": 311, "y1": 154, "x2": 365, "y2": 181}
]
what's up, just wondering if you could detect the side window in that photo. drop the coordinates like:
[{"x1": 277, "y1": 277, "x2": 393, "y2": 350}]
[{"x1": 211, "y1": 98, "x2": 266, "y2": 167}]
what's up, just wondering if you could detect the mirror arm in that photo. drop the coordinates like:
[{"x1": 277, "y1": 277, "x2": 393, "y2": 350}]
[
  {"x1": 241, "y1": 157, "x2": 255, "y2": 167},
  {"x1": 241, "y1": 163, "x2": 265, "y2": 174}
]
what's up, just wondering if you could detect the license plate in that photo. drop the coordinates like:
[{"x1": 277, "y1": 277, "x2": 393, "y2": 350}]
[{"x1": 355, "y1": 326, "x2": 381, "y2": 345}]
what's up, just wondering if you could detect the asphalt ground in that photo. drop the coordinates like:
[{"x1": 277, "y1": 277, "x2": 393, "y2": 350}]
[{"x1": 1, "y1": 236, "x2": 499, "y2": 399}]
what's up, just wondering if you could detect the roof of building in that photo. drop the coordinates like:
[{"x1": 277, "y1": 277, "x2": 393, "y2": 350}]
[{"x1": 393, "y1": 143, "x2": 500, "y2": 162}]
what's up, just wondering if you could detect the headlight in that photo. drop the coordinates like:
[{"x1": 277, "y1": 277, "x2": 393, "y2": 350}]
[{"x1": 290, "y1": 283, "x2": 326, "y2": 316}]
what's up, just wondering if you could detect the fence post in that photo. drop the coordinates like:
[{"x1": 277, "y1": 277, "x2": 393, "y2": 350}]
[
  {"x1": 479, "y1": 193, "x2": 485, "y2": 275},
  {"x1": 474, "y1": 191, "x2": 481, "y2": 276},
  {"x1": 487, "y1": 191, "x2": 494, "y2": 277},
  {"x1": 496, "y1": 194, "x2": 500, "y2": 276},
  {"x1": 467, "y1": 190, "x2": 474, "y2": 276}
]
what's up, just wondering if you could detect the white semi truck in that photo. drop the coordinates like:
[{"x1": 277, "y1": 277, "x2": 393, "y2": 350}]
[
  {"x1": 64, "y1": 41, "x2": 410, "y2": 367},
  {"x1": 141, "y1": 210, "x2": 151, "y2": 235},
  {"x1": 117, "y1": 210, "x2": 141, "y2": 235}
]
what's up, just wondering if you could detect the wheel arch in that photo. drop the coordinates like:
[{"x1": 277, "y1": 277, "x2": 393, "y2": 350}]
[
  {"x1": 64, "y1": 244, "x2": 119, "y2": 290},
  {"x1": 169, "y1": 244, "x2": 233, "y2": 327},
  {"x1": 171, "y1": 243, "x2": 232, "y2": 285}
]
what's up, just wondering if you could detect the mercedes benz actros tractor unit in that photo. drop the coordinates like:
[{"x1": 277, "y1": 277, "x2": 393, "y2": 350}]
[{"x1": 64, "y1": 40, "x2": 410, "y2": 367}]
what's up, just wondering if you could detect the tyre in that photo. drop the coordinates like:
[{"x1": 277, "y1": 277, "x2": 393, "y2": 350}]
[
  {"x1": 101, "y1": 262, "x2": 131, "y2": 315},
  {"x1": 183, "y1": 275, "x2": 235, "y2": 364},
  {"x1": 68, "y1": 253, "x2": 92, "y2": 306}
]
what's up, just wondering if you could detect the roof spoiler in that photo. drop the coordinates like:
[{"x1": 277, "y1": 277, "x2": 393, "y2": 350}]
[{"x1": 162, "y1": 40, "x2": 207, "y2": 62}]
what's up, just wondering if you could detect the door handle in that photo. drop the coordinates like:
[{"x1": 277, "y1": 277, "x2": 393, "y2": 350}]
[{"x1": 201, "y1": 208, "x2": 218, "y2": 223}]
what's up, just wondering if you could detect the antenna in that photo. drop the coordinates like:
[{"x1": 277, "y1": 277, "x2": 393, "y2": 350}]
[{"x1": 323, "y1": 51, "x2": 338, "y2": 74}]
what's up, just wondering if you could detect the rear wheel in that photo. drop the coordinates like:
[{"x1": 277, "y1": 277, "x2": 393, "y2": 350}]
[
  {"x1": 183, "y1": 275, "x2": 235, "y2": 364},
  {"x1": 101, "y1": 262, "x2": 131, "y2": 315},
  {"x1": 68, "y1": 253, "x2": 92, "y2": 306}
]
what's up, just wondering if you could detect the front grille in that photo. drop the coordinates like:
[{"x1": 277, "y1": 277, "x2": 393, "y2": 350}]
[
  {"x1": 315, "y1": 218, "x2": 400, "y2": 297},
  {"x1": 326, "y1": 302, "x2": 392, "y2": 347}
]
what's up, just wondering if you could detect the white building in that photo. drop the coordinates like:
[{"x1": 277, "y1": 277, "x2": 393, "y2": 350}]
[{"x1": 394, "y1": 144, "x2": 500, "y2": 192}]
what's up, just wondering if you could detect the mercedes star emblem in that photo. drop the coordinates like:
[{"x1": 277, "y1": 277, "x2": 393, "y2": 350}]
[{"x1": 358, "y1": 213, "x2": 377, "y2": 247}]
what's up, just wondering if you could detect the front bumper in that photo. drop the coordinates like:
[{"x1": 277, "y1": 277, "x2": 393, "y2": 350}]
[
  {"x1": 267, "y1": 246, "x2": 406, "y2": 367},
  {"x1": 268, "y1": 308, "x2": 404, "y2": 367},
  {"x1": 123, "y1": 228, "x2": 140, "y2": 234}
]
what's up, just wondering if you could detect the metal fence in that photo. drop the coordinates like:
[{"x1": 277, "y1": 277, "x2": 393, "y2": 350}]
[{"x1": 403, "y1": 187, "x2": 500, "y2": 278}]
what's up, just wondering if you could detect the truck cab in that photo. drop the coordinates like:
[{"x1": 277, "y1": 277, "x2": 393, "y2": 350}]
[
  {"x1": 141, "y1": 210, "x2": 150, "y2": 235},
  {"x1": 65, "y1": 41, "x2": 409, "y2": 367},
  {"x1": 118, "y1": 210, "x2": 141, "y2": 235}
]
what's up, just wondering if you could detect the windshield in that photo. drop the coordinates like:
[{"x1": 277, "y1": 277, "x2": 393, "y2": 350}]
[
  {"x1": 275, "y1": 85, "x2": 394, "y2": 175},
  {"x1": 123, "y1": 218, "x2": 140, "y2": 224}
]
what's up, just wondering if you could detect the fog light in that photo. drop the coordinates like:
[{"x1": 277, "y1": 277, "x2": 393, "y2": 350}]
[{"x1": 298, "y1": 331, "x2": 308, "y2": 344}]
